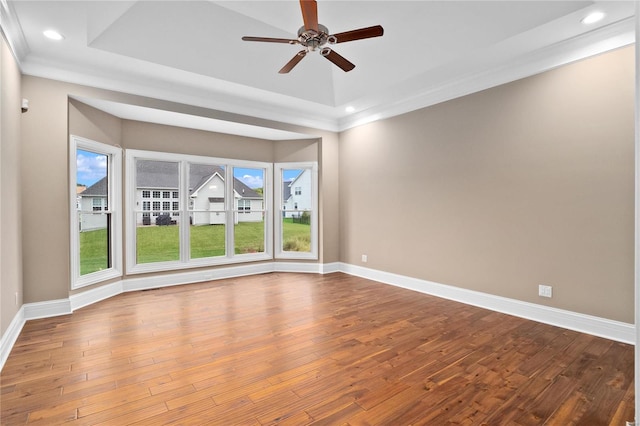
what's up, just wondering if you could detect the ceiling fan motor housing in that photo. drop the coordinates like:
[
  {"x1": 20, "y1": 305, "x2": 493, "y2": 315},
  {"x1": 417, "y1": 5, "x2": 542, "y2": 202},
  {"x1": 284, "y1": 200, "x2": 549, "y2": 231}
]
[{"x1": 297, "y1": 24, "x2": 335, "y2": 51}]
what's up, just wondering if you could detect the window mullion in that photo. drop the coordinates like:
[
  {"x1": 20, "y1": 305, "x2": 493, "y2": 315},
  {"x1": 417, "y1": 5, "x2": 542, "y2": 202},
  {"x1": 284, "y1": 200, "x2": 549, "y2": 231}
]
[
  {"x1": 180, "y1": 161, "x2": 189, "y2": 263},
  {"x1": 226, "y1": 165, "x2": 235, "y2": 258}
]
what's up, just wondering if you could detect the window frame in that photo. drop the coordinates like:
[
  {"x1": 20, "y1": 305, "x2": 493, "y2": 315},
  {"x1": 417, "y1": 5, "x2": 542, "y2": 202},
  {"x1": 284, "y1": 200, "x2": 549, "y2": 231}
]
[
  {"x1": 69, "y1": 135, "x2": 123, "y2": 289},
  {"x1": 126, "y1": 149, "x2": 272, "y2": 274},
  {"x1": 274, "y1": 162, "x2": 318, "y2": 260}
]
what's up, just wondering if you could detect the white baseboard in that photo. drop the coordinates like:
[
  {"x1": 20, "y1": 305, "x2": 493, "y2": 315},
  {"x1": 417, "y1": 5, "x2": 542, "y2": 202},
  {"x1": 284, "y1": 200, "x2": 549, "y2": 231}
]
[
  {"x1": 339, "y1": 262, "x2": 635, "y2": 345},
  {"x1": 0, "y1": 306, "x2": 25, "y2": 371},
  {"x1": 71, "y1": 281, "x2": 123, "y2": 311},
  {"x1": 320, "y1": 262, "x2": 341, "y2": 274},
  {"x1": 23, "y1": 298, "x2": 72, "y2": 320},
  {"x1": 2, "y1": 261, "x2": 635, "y2": 372}
]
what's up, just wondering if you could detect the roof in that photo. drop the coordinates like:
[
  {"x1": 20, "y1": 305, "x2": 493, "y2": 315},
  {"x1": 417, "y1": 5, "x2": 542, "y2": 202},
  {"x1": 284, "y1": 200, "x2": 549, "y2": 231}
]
[
  {"x1": 283, "y1": 181, "x2": 292, "y2": 202},
  {"x1": 80, "y1": 176, "x2": 107, "y2": 196},
  {"x1": 137, "y1": 160, "x2": 262, "y2": 198}
]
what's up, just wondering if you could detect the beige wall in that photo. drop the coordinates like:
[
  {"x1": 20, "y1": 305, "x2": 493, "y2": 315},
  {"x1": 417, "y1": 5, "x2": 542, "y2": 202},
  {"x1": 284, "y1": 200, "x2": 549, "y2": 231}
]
[
  {"x1": 1, "y1": 35, "x2": 23, "y2": 336},
  {"x1": 20, "y1": 77, "x2": 336, "y2": 304},
  {"x1": 12, "y1": 45, "x2": 632, "y2": 326},
  {"x1": 339, "y1": 46, "x2": 635, "y2": 323},
  {"x1": 121, "y1": 120, "x2": 276, "y2": 161}
]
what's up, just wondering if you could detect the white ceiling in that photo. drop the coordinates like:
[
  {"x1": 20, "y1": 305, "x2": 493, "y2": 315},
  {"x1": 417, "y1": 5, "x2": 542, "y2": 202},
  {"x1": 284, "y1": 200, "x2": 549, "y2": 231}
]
[{"x1": 1, "y1": 1, "x2": 635, "y2": 139}]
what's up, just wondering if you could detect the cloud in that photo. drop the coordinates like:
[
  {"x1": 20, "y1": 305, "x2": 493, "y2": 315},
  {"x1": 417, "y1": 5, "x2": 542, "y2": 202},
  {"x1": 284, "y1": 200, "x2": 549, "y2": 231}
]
[
  {"x1": 239, "y1": 174, "x2": 263, "y2": 189},
  {"x1": 76, "y1": 152, "x2": 107, "y2": 186}
]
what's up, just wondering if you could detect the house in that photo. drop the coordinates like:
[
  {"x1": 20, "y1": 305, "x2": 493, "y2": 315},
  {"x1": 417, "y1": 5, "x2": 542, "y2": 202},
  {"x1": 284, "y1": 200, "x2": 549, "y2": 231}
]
[
  {"x1": 77, "y1": 176, "x2": 108, "y2": 231},
  {"x1": 1, "y1": 1, "x2": 638, "y2": 423},
  {"x1": 282, "y1": 168, "x2": 312, "y2": 218},
  {"x1": 79, "y1": 163, "x2": 263, "y2": 226},
  {"x1": 135, "y1": 162, "x2": 263, "y2": 225}
]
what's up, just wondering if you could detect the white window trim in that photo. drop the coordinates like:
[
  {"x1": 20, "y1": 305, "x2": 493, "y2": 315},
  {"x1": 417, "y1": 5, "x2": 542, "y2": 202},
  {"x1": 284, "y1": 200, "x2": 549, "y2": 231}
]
[
  {"x1": 274, "y1": 162, "x2": 318, "y2": 260},
  {"x1": 69, "y1": 135, "x2": 123, "y2": 289},
  {"x1": 126, "y1": 149, "x2": 272, "y2": 275}
]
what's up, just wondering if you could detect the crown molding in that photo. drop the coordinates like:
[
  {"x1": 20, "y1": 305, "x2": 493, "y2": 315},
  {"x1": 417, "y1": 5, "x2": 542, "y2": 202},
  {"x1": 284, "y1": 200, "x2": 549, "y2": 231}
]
[
  {"x1": 337, "y1": 17, "x2": 635, "y2": 132},
  {"x1": 0, "y1": 0, "x2": 28, "y2": 66}
]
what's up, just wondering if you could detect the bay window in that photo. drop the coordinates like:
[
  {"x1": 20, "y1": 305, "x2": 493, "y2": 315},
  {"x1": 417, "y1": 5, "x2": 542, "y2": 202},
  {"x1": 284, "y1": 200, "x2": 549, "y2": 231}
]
[{"x1": 126, "y1": 150, "x2": 272, "y2": 273}]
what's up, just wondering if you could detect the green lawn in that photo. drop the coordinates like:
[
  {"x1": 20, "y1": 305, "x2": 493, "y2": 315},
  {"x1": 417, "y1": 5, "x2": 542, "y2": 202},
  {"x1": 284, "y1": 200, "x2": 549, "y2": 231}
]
[
  {"x1": 79, "y1": 219, "x2": 311, "y2": 274},
  {"x1": 79, "y1": 228, "x2": 109, "y2": 275}
]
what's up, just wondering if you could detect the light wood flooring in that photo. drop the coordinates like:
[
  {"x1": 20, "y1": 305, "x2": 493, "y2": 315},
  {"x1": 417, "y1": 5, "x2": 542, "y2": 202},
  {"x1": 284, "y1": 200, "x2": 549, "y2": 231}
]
[{"x1": 0, "y1": 272, "x2": 635, "y2": 425}]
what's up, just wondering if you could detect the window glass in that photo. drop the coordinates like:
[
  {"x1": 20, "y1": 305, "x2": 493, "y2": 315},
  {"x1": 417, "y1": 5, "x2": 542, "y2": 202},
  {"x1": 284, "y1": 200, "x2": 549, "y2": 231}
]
[
  {"x1": 281, "y1": 169, "x2": 311, "y2": 253},
  {"x1": 77, "y1": 150, "x2": 111, "y2": 274},
  {"x1": 71, "y1": 137, "x2": 122, "y2": 289},
  {"x1": 135, "y1": 160, "x2": 180, "y2": 264},
  {"x1": 275, "y1": 163, "x2": 317, "y2": 259},
  {"x1": 233, "y1": 167, "x2": 266, "y2": 255},
  {"x1": 189, "y1": 163, "x2": 226, "y2": 259}
]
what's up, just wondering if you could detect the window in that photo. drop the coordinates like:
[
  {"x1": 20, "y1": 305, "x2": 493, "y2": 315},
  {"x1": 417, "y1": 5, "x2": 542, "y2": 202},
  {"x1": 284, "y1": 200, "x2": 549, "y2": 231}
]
[
  {"x1": 142, "y1": 190, "x2": 150, "y2": 198},
  {"x1": 70, "y1": 135, "x2": 122, "y2": 289},
  {"x1": 274, "y1": 163, "x2": 318, "y2": 259},
  {"x1": 142, "y1": 201, "x2": 150, "y2": 219},
  {"x1": 134, "y1": 159, "x2": 180, "y2": 264},
  {"x1": 126, "y1": 150, "x2": 272, "y2": 274},
  {"x1": 238, "y1": 199, "x2": 251, "y2": 213},
  {"x1": 233, "y1": 167, "x2": 266, "y2": 255}
]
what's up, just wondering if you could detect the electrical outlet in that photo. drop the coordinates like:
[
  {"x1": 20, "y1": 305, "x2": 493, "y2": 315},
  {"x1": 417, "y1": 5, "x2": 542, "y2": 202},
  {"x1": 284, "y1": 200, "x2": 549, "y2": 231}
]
[
  {"x1": 538, "y1": 285, "x2": 552, "y2": 298},
  {"x1": 361, "y1": 254, "x2": 368, "y2": 263}
]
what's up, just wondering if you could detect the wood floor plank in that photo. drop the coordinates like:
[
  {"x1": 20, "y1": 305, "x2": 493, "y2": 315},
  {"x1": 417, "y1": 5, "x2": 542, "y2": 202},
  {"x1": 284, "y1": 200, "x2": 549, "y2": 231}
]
[{"x1": 1, "y1": 272, "x2": 634, "y2": 425}]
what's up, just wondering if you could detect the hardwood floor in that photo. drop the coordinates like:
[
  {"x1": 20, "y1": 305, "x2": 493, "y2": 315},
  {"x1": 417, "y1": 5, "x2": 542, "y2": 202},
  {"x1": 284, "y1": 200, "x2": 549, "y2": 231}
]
[{"x1": 0, "y1": 272, "x2": 634, "y2": 425}]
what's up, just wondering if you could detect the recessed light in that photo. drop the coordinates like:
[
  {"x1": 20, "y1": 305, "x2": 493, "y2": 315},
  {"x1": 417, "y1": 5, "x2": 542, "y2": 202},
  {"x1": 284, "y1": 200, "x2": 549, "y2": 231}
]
[
  {"x1": 345, "y1": 106, "x2": 355, "y2": 113},
  {"x1": 43, "y1": 30, "x2": 64, "y2": 41},
  {"x1": 581, "y1": 11, "x2": 605, "y2": 25}
]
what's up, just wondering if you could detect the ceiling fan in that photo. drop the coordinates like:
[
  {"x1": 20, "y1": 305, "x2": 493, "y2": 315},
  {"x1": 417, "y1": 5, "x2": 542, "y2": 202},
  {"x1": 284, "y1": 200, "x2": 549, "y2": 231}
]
[{"x1": 241, "y1": 0, "x2": 384, "y2": 74}]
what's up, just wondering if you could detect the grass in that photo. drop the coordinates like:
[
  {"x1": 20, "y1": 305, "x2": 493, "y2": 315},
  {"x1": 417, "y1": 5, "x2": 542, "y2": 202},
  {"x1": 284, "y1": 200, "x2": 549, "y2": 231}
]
[
  {"x1": 79, "y1": 219, "x2": 311, "y2": 274},
  {"x1": 79, "y1": 228, "x2": 109, "y2": 275},
  {"x1": 282, "y1": 218, "x2": 311, "y2": 252}
]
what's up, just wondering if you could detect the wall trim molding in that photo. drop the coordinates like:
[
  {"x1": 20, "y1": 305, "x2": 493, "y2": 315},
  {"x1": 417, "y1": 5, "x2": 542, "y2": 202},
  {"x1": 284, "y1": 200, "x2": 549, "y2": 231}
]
[
  {"x1": 339, "y1": 263, "x2": 635, "y2": 345},
  {"x1": 0, "y1": 306, "x2": 25, "y2": 371},
  {"x1": 2, "y1": 261, "x2": 634, "y2": 371},
  {"x1": 23, "y1": 298, "x2": 72, "y2": 320}
]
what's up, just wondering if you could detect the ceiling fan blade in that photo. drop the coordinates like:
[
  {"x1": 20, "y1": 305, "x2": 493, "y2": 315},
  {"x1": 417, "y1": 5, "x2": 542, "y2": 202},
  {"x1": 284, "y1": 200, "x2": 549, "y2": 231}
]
[
  {"x1": 330, "y1": 25, "x2": 384, "y2": 43},
  {"x1": 242, "y1": 36, "x2": 299, "y2": 45},
  {"x1": 321, "y1": 48, "x2": 355, "y2": 72},
  {"x1": 299, "y1": 0, "x2": 319, "y2": 32},
  {"x1": 279, "y1": 50, "x2": 307, "y2": 74}
]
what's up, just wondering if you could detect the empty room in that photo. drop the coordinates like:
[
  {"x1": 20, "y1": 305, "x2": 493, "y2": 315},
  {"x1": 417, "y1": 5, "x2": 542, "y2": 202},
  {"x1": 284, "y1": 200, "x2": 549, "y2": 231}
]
[{"x1": 1, "y1": 1, "x2": 638, "y2": 424}]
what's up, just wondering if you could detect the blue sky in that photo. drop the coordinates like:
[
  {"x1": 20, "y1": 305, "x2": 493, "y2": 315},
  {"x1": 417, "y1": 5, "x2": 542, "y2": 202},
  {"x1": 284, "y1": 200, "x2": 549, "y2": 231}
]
[
  {"x1": 77, "y1": 155, "x2": 301, "y2": 189},
  {"x1": 76, "y1": 150, "x2": 107, "y2": 187},
  {"x1": 233, "y1": 167, "x2": 302, "y2": 189}
]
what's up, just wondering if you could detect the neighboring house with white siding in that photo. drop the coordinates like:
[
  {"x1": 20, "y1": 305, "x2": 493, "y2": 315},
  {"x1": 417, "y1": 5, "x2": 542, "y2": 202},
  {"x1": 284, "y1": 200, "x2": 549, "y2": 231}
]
[
  {"x1": 282, "y1": 169, "x2": 312, "y2": 218},
  {"x1": 135, "y1": 162, "x2": 262, "y2": 226},
  {"x1": 78, "y1": 163, "x2": 263, "y2": 228},
  {"x1": 77, "y1": 176, "x2": 108, "y2": 231}
]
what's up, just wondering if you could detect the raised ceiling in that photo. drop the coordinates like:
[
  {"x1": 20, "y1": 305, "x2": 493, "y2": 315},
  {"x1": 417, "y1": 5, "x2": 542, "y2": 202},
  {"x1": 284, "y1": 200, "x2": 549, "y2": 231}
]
[{"x1": 1, "y1": 1, "x2": 635, "y2": 136}]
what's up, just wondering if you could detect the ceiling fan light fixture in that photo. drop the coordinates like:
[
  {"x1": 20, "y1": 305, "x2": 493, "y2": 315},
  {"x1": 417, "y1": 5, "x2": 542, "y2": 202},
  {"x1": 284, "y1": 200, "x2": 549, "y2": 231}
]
[
  {"x1": 581, "y1": 11, "x2": 605, "y2": 25},
  {"x1": 241, "y1": 0, "x2": 383, "y2": 73}
]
